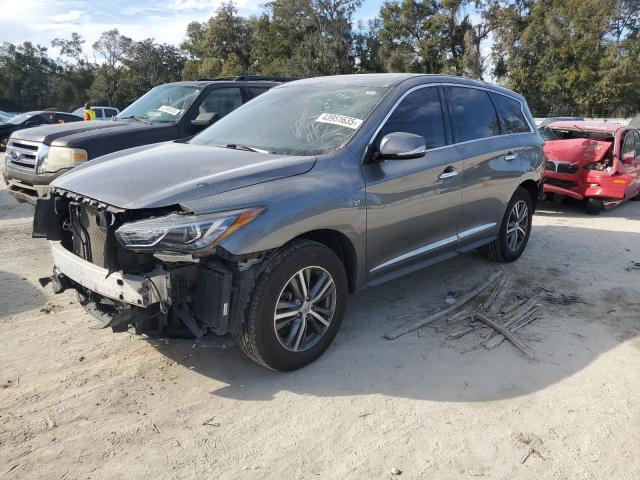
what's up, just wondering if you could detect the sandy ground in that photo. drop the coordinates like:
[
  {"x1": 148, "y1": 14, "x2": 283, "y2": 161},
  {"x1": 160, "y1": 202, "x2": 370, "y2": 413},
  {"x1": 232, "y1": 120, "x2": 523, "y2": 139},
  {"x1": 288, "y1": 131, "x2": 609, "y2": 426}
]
[{"x1": 1, "y1": 157, "x2": 640, "y2": 479}]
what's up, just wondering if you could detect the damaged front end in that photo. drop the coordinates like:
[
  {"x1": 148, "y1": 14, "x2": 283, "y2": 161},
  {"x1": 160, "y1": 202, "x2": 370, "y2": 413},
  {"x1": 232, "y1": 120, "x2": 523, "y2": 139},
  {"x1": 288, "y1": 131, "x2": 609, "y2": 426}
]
[
  {"x1": 543, "y1": 138, "x2": 616, "y2": 201},
  {"x1": 544, "y1": 137, "x2": 628, "y2": 202},
  {"x1": 33, "y1": 189, "x2": 266, "y2": 339}
]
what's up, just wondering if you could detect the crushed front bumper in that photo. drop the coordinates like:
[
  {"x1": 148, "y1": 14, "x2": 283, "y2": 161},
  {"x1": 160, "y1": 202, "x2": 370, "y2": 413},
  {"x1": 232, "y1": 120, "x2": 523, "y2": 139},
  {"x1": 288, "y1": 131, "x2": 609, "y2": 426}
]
[{"x1": 49, "y1": 241, "x2": 170, "y2": 307}]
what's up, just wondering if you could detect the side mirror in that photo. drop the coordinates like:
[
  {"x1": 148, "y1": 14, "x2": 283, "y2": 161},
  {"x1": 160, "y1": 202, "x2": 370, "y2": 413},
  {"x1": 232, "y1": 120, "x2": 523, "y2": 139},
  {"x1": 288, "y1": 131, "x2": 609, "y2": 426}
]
[
  {"x1": 377, "y1": 132, "x2": 427, "y2": 160},
  {"x1": 191, "y1": 112, "x2": 220, "y2": 127},
  {"x1": 25, "y1": 120, "x2": 36, "y2": 127}
]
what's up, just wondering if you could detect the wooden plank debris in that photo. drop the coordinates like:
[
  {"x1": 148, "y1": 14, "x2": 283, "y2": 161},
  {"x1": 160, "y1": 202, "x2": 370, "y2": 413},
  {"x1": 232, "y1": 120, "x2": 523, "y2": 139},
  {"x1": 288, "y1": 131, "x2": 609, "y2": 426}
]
[{"x1": 384, "y1": 271, "x2": 503, "y2": 340}]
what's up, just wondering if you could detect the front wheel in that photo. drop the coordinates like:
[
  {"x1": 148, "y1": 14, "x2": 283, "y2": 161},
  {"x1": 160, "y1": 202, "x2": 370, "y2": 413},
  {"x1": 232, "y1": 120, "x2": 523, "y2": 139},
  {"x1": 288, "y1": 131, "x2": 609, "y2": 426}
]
[
  {"x1": 237, "y1": 240, "x2": 348, "y2": 371},
  {"x1": 481, "y1": 187, "x2": 533, "y2": 263},
  {"x1": 585, "y1": 198, "x2": 604, "y2": 215}
]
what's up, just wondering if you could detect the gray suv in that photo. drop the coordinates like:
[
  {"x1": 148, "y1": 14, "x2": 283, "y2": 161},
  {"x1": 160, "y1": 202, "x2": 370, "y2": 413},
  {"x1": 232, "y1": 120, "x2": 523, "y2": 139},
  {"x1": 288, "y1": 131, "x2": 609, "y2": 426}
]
[{"x1": 34, "y1": 74, "x2": 544, "y2": 370}]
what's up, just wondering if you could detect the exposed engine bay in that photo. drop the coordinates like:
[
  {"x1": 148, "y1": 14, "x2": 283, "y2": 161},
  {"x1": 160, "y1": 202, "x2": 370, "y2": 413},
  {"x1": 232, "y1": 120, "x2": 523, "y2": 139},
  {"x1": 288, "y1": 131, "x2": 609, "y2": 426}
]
[
  {"x1": 33, "y1": 189, "x2": 267, "y2": 339},
  {"x1": 541, "y1": 128, "x2": 614, "y2": 172}
]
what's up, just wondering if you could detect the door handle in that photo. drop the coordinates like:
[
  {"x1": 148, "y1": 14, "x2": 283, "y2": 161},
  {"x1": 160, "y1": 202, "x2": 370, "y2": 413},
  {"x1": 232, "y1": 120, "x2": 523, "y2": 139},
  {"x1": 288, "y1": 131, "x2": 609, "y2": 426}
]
[
  {"x1": 438, "y1": 166, "x2": 460, "y2": 180},
  {"x1": 504, "y1": 152, "x2": 518, "y2": 161}
]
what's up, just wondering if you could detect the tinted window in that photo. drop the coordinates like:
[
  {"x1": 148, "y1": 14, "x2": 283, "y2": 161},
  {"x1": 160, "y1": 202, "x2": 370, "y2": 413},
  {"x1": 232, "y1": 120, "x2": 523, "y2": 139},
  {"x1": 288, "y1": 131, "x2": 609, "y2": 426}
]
[
  {"x1": 447, "y1": 86, "x2": 500, "y2": 142},
  {"x1": 377, "y1": 87, "x2": 446, "y2": 150},
  {"x1": 246, "y1": 87, "x2": 270, "y2": 99},
  {"x1": 39, "y1": 112, "x2": 55, "y2": 124},
  {"x1": 95, "y1": 108, "x2": 104, "y2": 118},
  {"x1": 490, "y1": 93, "x2": 530, "y2": 134},
  {"x1": 56, "y1": 113, "x2": 81, "y2": 123},
  {"x1": 104, "y1": 108, "x2": 118, "y2": 118},
  {"x1": 198, "y1": 87, "x2": 243, "y2": 118}
]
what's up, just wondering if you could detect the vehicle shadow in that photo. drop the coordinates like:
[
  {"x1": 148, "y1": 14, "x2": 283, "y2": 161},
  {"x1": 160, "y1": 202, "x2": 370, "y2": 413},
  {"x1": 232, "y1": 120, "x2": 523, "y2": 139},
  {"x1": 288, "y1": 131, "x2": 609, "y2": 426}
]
[
  {"x1": 0, "y1": 176, "x2": 35, "y2": 221},
  {"x1": 150, "y1": 221, "x2": 640, "y2": 403},
  {"x1": 536, "y1": 196, "x2": 640, "y2": 218},
  {"x1": 0, "y1": 270, "x2": 48, "y2": 317}
]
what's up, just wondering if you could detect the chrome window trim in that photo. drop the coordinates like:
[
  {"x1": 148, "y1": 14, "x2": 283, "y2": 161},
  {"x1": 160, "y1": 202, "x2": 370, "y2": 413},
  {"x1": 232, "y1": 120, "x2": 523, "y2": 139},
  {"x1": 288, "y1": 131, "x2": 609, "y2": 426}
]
[
  {"x1": 364, "y1": 81, "x2": 535, "y2": 162},
  {"x1": 370, "y1": 222, "x2": 497, "y2": 273}
]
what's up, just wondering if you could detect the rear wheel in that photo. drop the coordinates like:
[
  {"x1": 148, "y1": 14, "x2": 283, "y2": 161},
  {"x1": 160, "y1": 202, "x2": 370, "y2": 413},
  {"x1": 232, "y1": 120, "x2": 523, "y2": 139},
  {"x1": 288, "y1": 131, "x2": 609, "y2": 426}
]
[
  {"x1": 237, "y1": 240, "x2": 348, "y2": 371},
  {"x1": 585, "y1": 198, "x2": 604, "y2": 215},
  {"x1": 482, "y1": 187, "x2": 533, "y2": 263}
]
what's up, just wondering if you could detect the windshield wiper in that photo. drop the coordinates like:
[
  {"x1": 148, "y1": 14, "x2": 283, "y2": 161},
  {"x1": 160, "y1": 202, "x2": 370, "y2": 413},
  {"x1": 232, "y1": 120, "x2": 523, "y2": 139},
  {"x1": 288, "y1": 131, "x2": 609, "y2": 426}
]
[
  {"x1": 117, "y1": 115, "x2": 151, "y2": 124},
  {"x1": 212, "y1": 144, "x2": 269, "y2": 154}
]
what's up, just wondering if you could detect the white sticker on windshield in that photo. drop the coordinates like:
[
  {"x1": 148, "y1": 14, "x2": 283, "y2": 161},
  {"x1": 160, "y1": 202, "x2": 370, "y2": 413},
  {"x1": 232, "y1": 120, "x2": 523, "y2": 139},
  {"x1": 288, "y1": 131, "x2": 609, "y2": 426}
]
[
  {"x1": 316, "y1": 113, "x2": 363, "y2": 130},
  {"x1": 158, "y1": 105, "x2": 181, "y2": 116}
]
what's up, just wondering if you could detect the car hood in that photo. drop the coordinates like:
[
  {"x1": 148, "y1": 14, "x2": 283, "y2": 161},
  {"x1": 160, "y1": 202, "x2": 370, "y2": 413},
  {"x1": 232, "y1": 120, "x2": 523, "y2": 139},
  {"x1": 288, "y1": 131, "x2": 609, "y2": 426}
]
[
  {"x1": 52, "y1": 142, "x2": 316, "y2": 210},
  {"x1": 0, "y1": 123, "x2": 18, "y2": 132},
  {"x1": 9, "y1": 120, "x2": 157, "y2": 145},
  {"x1": 543, "y1": 138, "x2": 612, "y2": 164}
]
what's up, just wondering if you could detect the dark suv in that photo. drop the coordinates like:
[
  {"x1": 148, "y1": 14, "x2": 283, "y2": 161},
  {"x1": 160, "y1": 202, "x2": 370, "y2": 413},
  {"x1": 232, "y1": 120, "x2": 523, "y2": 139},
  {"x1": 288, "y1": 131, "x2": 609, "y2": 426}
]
[
  {"x1": 35, "y1": 74, "x2": 544, "y2": 370},
  {"x1": 4, "y1": 76, "x2": 291, "y2": 203}
]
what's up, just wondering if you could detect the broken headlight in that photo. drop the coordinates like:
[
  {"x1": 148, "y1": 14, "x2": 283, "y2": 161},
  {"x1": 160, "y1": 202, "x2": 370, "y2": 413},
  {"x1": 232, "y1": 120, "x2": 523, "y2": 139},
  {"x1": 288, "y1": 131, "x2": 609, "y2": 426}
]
[{"x1": 115, "y1": 207, "x2": 265, "y2": 252}]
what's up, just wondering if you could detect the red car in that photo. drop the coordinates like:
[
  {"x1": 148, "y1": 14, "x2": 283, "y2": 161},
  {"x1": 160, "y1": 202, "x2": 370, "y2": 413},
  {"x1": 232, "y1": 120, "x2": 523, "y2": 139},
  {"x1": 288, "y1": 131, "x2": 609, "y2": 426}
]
[{"x1": 541, "y1": 121, "x2": 640, "y2": 214}]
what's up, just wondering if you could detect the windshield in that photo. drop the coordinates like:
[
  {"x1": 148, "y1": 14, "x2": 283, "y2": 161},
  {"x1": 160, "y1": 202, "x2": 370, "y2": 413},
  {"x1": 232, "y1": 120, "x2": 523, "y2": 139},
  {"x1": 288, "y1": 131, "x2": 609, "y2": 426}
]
[
  {"x1": 190, "y1": 85, "x2": 388, "y2": 155},
  {"x1": 117, "y1": 85, "x2": 202, "y2": 123},
  {"x1": 7, "y1": 112, "x2": 38, "y2": 125}
]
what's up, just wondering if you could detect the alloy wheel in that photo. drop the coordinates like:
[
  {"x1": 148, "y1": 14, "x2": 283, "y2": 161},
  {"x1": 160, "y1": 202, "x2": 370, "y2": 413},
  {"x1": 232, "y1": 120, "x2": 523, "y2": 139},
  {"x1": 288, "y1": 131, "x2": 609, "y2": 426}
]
[
  {"x1": 273, "y1": 266, "x2": 337, "y2": 352},
  {"x1": 506, "y1": 200, "x2": 529, "y2": 251}
]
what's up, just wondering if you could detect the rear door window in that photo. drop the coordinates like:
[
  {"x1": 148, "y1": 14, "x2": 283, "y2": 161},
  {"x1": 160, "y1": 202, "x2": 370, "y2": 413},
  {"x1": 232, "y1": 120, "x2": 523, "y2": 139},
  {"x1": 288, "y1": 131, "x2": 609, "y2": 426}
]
[
  {"x1": 104, "y1": 108, "x2": 118, "y2": 118},
  {"x1": 197, "y1": 87, "x2": 243, "y2": 118},
  {"x1": 246, "y1": 86, "x2": 271, "y2": 100},
  {"x1": 377, "y1": 86, "x2": 446, "y2": 150},
  {"x1": 446, "y1": 86, "x2": 501, "y2": 143},
  {"x1": 490, "y1": 93, "x2": 530, "y2": 134}
]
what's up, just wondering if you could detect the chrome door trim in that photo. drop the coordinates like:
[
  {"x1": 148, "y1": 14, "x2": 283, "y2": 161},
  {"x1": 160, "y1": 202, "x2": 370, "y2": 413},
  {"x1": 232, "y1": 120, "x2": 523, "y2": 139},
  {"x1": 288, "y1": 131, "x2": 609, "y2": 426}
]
[
  {"x1": 457, "y1": 222, "x2": 497, "y2": 239},
  {"x1": 370, "y1": 234, "x2": 458, "y2": 272},
  {"x1": 369, "y1": 222, "x2": 497, "y2": 273}
]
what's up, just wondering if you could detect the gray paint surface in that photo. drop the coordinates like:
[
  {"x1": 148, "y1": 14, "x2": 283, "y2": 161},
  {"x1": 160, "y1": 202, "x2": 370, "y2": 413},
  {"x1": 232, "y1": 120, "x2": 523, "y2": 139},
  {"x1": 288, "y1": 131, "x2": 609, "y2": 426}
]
[{"x1": 53, "y1": 74, "x2": 544, "y2": 290}]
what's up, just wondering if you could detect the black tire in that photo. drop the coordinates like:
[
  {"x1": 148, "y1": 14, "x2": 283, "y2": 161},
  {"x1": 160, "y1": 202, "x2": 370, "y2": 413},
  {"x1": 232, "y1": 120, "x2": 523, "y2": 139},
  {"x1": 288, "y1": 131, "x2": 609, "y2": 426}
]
[
  {"x1": 236, "y1": 240, "x2": 348, "y2": 371},
  {"x1": 0, "y1": 137, "x2": 7, "y2": 152},
  {"x1": 585, "y1": 198, "x2": 604, "y2": 215},
  {"x1": 481, "y1": 187, "x2": 533, "y2": 263}
]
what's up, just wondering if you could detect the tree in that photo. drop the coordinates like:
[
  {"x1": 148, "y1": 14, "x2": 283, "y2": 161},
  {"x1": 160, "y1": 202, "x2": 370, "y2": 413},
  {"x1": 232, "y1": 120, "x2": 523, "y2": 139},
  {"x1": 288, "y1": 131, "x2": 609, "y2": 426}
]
[
  {"x1": 0, "y1": 42, "x2": 60, "y2": 110},
  {"x1": 181, "y1": 2, "x2": 254, "y2": 79},
  {"x1": 91, "y1": 29, "x2": 133, "y2": 105},
  {"x1": 122, "y1": 40, "x2": 186, "y2": 105}
]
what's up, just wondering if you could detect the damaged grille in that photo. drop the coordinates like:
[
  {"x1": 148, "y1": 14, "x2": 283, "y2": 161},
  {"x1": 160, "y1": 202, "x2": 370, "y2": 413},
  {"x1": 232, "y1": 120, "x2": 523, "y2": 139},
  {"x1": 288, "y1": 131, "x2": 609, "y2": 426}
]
[
  {"x1": 545, "y1": 161, "x2": 579, "y2": 174},
  {"x1": 71, "y1": 204, "x2": 110, "y2": 267},
  {"x1": 545, "y1": 178, "x2": 576, "y2": 189}
]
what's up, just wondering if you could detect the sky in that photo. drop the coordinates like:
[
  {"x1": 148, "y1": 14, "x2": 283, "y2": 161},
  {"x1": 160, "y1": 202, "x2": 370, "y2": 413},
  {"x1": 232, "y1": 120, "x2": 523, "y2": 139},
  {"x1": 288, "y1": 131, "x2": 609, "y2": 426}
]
[{"x1": 0, "y1": 0, "x2": 386, "y2": 53}]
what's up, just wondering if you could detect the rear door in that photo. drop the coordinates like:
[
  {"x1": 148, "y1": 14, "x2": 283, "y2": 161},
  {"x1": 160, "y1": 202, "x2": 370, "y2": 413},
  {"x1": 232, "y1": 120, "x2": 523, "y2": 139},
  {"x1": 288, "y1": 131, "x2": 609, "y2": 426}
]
[
  {"x1": 363, "y1": 85, "x2": 463, "y2": 280},
  {"x1": 446, "y1": 86, "x2": 530, "y2": 248}
]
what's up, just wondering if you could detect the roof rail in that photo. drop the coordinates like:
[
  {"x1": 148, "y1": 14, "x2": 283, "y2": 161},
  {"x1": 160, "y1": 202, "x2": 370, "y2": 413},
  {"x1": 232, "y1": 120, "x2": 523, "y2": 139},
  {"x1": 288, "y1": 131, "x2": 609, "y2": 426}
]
[{"x1": 197, "y1": 75, "x2": 298, "y2": 82}]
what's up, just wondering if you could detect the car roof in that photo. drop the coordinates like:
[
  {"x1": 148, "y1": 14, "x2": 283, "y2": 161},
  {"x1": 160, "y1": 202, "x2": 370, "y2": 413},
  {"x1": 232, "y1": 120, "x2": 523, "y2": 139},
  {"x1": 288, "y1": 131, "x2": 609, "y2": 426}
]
[
  {"x1": 278, "y1": 74, "x2": 524, "y2": 99},
  {"x1": 166, "y1": 78, "x2": 289, "y2": 88},
  {"x1": 546, "y1": 120, "x2": 628, "y2": 134}
]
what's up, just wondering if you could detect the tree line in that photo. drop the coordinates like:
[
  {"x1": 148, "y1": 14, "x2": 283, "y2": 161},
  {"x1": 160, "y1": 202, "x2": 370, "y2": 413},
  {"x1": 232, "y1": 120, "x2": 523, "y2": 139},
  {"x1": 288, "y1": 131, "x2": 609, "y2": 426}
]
[{"x1": 1, "y1": 0, "x2": 639, "y2": 116}]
